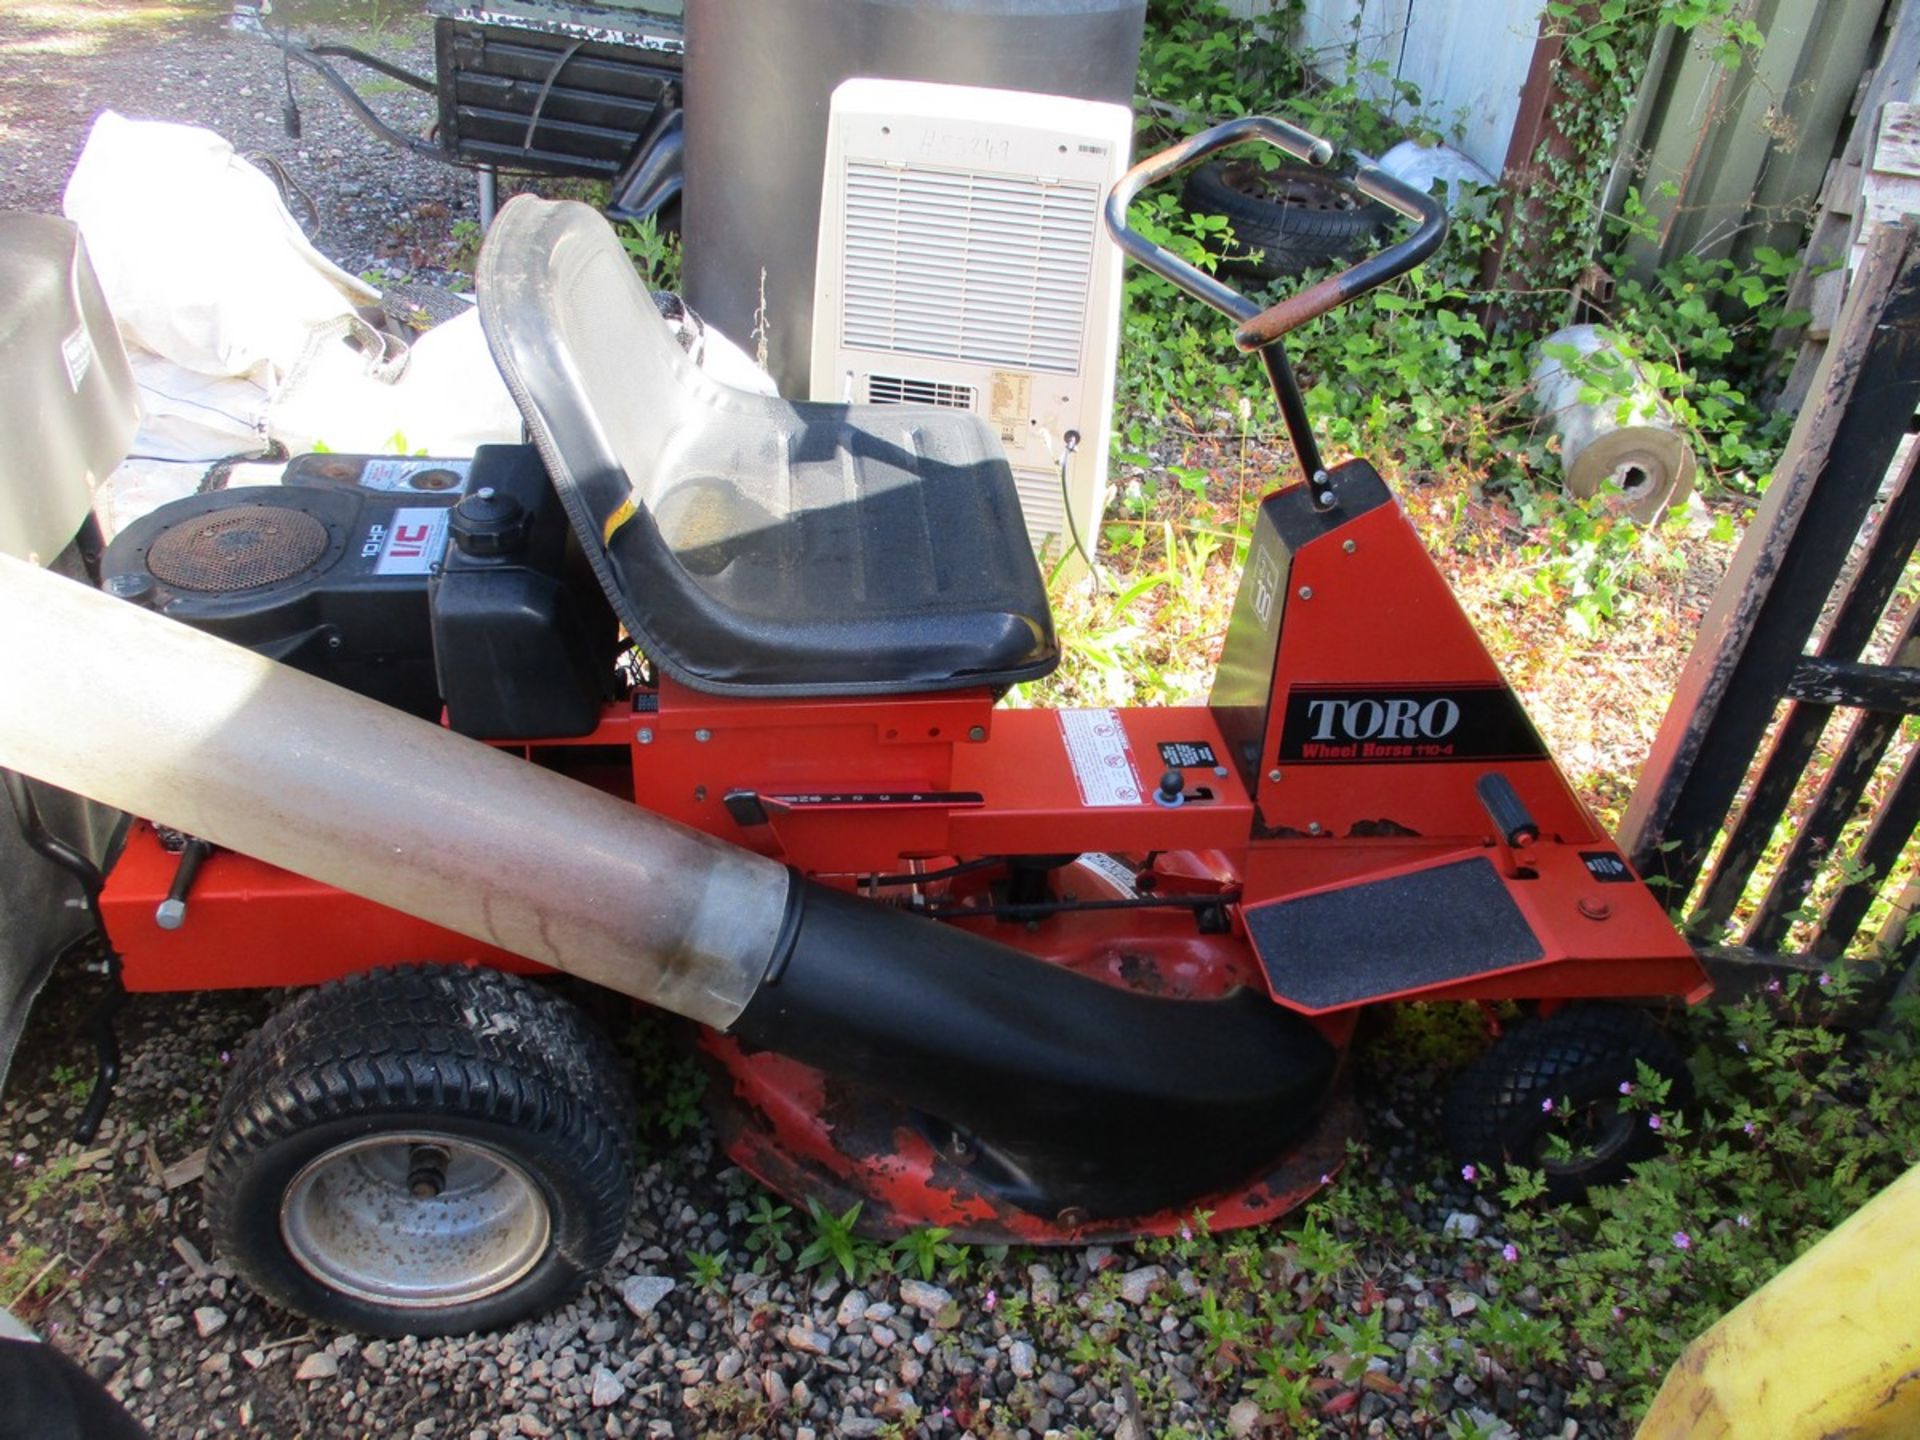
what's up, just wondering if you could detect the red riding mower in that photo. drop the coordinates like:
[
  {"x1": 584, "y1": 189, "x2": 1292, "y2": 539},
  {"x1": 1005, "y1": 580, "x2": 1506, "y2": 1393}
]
[{"x1": 0, "y1": 116, "x2": 1709, "y2": 1336}]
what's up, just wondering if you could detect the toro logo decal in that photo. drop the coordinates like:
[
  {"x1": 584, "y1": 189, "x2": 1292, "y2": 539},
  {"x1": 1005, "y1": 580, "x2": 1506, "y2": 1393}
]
[{"x1": 1277, "y1": 684, "x2": 1546, "y2": 765}]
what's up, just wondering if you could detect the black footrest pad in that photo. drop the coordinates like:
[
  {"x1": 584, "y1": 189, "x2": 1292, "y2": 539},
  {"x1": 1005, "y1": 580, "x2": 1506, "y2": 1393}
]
[{"x1": 1245, "y1": 856, "x2": 1544, "y2": 1010}]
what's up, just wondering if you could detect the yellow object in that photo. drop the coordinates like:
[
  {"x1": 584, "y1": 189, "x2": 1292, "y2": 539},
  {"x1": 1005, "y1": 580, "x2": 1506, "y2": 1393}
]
[{"x1": 1635, "y1": 1162, "x2": 1920, "y2": 1439}]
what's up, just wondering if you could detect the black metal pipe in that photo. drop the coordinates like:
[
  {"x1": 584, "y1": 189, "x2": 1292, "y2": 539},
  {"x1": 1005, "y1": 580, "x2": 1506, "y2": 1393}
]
[
  {"x1": 1259, "y1": 343, "x2": 1325, "y2": 491},
  {"x1": 3, "y1": 770, "x2": 104, "y2": 903}
]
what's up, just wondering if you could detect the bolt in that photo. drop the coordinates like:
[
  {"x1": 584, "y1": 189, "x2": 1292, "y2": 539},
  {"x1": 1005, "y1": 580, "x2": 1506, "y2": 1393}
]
[
  {"x1": 1297, "y1": 586, "x2": 1313, "y2": 600},
  {"x1": 1578, "y1": 896, "x2": 1613, "y2": 921},
  {"x1": 1056, "y1": 1206, "x2": 1090, "y2": 1229},
  {"x1": 1213, "y1": 766, "x2": 1229, "y2": 778},
  {"x1": 967, "y1": 725, "x2": 987, "y2": 742},
  {"x1": 1343, "y1": 538, "x2": 1357, "y2": 553},
  {"x1": 637, "y1": 728, "x2": 653, "y2": 745},
  {"x1": 1312, "y1": 469, "x2": 1330, "y2": 486},
  {"x1": 1267, "y1": 768, "x2": 1283, "y2": 783},
  {"x1": 1307, "y1": 821, "x2": 1323, "y2": 835},
  {"x1": 693, "y1": 728, "x2": 712, "y2": 743},
  {"x1": 693, "y1": 785, "x2": 707, "y2": 802}
]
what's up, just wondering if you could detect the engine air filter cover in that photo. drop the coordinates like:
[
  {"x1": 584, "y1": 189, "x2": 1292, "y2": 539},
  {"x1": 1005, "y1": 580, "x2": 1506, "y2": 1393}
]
[{"x1": 145, "y1": 504, "x2": 333, "y2": 592}]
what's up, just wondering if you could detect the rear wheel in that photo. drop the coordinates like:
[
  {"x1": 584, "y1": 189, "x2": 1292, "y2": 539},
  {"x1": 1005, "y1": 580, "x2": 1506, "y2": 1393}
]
[
  {"x1": 205, "y1": 965, "x2": 635, "y2": 1336},
  {"x1": 1444, "y1": 1004, "x2": 1689, "y2": 1201}
]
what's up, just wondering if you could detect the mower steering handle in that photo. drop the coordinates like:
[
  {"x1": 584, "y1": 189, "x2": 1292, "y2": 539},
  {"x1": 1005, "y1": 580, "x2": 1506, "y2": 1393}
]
[{"x1": 1104, "y1": 116, "x2": 1450, "y2": 351}]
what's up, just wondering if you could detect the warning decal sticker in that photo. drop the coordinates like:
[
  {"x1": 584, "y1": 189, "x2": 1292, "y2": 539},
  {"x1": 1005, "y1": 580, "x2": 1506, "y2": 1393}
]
[
  {"x1": 373, "y1": 507, "x2": 451, "y2": 576},
  {"x1": 1058, "y1": 708, "x2": 1144, "y2": 807},
  {"x1": 358, "y1": 458, "x2": 472, "y2": 493}
]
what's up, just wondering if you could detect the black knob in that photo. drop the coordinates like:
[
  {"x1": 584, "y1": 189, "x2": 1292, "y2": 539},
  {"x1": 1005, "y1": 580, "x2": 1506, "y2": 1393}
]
[
  {"x1": 1155, "y1": 768, "x2": 1186, "y2": 807},
  {"x1": 450, "y1": 486, "x2": 531, "y2": 557}
]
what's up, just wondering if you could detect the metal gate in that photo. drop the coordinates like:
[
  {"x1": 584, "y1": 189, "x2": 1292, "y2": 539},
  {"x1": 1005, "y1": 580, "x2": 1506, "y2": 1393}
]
[{"x1": 1620, "y1": 221, "x2": 1920, "y2": 1009}]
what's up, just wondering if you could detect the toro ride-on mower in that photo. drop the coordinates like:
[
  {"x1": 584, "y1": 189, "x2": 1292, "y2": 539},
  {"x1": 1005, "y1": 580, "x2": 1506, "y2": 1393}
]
[{"x1": 0, "y1": 115, "x2": 1708, "y2": 1336}]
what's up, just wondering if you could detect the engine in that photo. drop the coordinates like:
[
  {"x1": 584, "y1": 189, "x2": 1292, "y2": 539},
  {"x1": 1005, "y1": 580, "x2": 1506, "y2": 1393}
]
[{"x1": 99, "y1": 444, "x2": 615, "y2": 738}]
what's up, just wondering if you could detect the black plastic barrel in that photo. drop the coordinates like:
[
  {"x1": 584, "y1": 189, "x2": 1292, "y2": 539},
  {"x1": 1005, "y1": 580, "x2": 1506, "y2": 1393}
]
[{"x1": 682, "y1": 0, "x2": 1145, "y2": 395}]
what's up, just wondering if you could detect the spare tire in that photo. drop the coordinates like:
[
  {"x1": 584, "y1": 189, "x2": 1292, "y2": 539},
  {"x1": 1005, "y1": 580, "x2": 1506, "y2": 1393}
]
[{"x1": 1180, "y1": 158, "x2": 1392, "y2": 279}]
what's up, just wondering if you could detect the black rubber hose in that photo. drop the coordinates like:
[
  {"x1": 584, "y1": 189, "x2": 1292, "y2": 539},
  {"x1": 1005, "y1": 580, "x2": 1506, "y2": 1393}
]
[{"x1": 732, "y1": 883, "x2": 1335, "y2": 1220}]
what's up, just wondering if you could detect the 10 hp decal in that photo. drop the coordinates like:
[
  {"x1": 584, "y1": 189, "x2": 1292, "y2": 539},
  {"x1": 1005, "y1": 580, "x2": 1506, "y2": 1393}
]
[{"x1": 371, "y1": 507, "x2": 452, "y2": 576}]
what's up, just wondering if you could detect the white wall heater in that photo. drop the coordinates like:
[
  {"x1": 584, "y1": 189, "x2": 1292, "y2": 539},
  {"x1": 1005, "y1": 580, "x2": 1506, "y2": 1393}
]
[{"x1": 810, "y1": 77, "x2": 1132, "y2": 562}]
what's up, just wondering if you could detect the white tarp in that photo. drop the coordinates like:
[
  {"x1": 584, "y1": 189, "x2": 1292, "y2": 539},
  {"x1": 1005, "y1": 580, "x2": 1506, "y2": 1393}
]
[{"x1": 61, "y1": 113, "x2": 522, "y2": 535}]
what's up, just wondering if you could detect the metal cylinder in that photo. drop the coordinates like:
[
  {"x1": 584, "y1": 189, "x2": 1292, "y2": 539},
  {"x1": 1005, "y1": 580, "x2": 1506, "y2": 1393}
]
[
  {"x1": 1531, "y1": 323, "x2": 1697, "y2": 524},
  {"x1": 0, "y1": 554, "x2": 789, "y2": 1029},
  {"x1": 682, "y1": 0, "x2": 1146, "y2": 395}
]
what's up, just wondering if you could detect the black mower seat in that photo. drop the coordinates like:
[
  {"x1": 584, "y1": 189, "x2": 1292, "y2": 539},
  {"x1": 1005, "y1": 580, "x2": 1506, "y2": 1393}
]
[{"x1": 476, "y1": 197, "x2": 1058, "y2": 697}]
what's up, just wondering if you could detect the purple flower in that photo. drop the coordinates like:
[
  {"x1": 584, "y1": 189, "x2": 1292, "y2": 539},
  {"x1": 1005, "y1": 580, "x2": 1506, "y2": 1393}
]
[
  {"x1": 1611, "y1": 1305, "x2": 1624, "y2": 1321},
  {"x1": 1179, "y1": 1222, "x2": 1193, "y2": 1242},
  {"x1": 1501, "y1": 1243, "x2": 1518, "y2": 1263},
  {"x1": 1736, "y1": 1213, "x2": 1750, "y2": 1228},
  {"x1": 1737, "y1": 1041, "x2": 1749, "y2": 1053},
  {"x1": 1819, "y1": 972, "x2": 1832, "y2": 988},
  {"x1": 1461, "y1": 1164, "x2": 1477, "y2": 1182},
  {"x1": 9, "y1": 1153, "x2": 25, "y2": 1170},
  {"x1": 1743, "y1": 1121, "x2": 1758, "y2": 1137},
  {"x1": 1648, "y1": 1115, "x2": 1662, "y2": 1131},
  {"x1": 1671, "y1": 1231, "x2": 1691, "y2": 1251},
  {"x1": 1320, "y1": 1172, "x2": 1332, "y2": 1186},
  {"x1": 1618, "y1": 1081, "x2": 1633, "y2": 1095},
  {"x1": 983, "y1": 1289, "x2": 997, "y2": 1312},
  {"x1": 1541, "y1": 1097, "x2": 1555, "y2": 1114},
  {"x1": 1766, "y1": 979, "x2": 1782, "y2": 994},
  {"x1": 219, "y1": 1049, "x2": 231, "y2": 1065}
]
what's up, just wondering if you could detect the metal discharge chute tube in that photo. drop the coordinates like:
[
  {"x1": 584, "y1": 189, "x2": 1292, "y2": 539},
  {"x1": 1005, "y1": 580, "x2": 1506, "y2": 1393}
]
[{"x1": 0, "y1": 553, "x2": 788, "y2": 1029}]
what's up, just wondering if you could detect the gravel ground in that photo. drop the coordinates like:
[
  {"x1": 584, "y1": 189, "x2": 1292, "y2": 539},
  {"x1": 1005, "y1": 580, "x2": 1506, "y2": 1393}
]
[
  {"x1": 0, "y1": 0, "x2": 473, "y2": 281},
  {"x1": 2, "y1": 976, "x2": 1624, "y2": 1440},
  {"x1": 1, "y1": 6, "x2": 1649, "y2": 1438}
]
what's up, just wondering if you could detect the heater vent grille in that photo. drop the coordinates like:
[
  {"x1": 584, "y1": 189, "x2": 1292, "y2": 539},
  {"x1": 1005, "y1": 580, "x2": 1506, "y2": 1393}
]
[
  {"x1": 864, "y1": 374, "x2": 977, "y2": 409},
  {"x1": 842, "y1": 161, "x2": 1097, "y2": 375}
]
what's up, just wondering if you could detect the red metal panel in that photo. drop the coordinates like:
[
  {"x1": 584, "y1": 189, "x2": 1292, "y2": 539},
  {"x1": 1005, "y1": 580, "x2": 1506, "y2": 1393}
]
[
  {"x1": 1230, "y1": 495, "x2": 1612, "y2": 919},
  {"x1": 102, "y1": 824, "x2": 540, "y2": 992}
]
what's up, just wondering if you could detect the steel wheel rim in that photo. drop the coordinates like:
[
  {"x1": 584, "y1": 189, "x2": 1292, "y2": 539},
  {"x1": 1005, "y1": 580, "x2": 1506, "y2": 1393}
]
[
  {"x1": 1220, "y1": 160, "x2": 1360, "y2": 212},
  {"x1": 280, "y1": 1130, "x2": 551, "y2": 1307}
]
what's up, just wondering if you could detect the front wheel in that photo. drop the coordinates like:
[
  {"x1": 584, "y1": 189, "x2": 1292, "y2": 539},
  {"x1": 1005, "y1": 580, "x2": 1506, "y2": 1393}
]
[
  {"x1": 1444, "y1": 1004, "x2": 1690, "y2": 1202},
  {"x1": 205, "y1": 965, "x2": 636, "y2": 1336}
]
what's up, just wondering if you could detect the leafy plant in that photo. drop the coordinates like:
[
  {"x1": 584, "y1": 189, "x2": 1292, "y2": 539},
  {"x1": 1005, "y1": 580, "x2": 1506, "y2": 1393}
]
[
  {"x1": 1473, "y1": 1296, "x2": 1567, "y2": 1371},
  {"x1": 795, "y1": 1197, "x2": 879, "y2": 1282},
  {"x1": 1487, "y1": 973, "x2": 1920, "y2": 1413},
  {"x1": 687, "y1": 1248, "x2": 729, "y2": 1294},
  {"x1": 740, "y1": 1194, "x2": 794, "y2": 1270},
  {"x1": 890, "y1": 1225, "x2": 966, "y2": 1282},
  {"x1": 621, "y1": 215, "x2": 683, "y2": 291}
]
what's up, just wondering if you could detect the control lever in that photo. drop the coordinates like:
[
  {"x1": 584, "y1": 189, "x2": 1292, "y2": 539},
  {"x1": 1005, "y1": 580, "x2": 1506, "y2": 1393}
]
[
  {"x1": 1475, "y1": 773, "x2": 1540, "y2": 850},
  {"x1": 155, "y1": 837, "x2": 214, "y2": 930}
]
